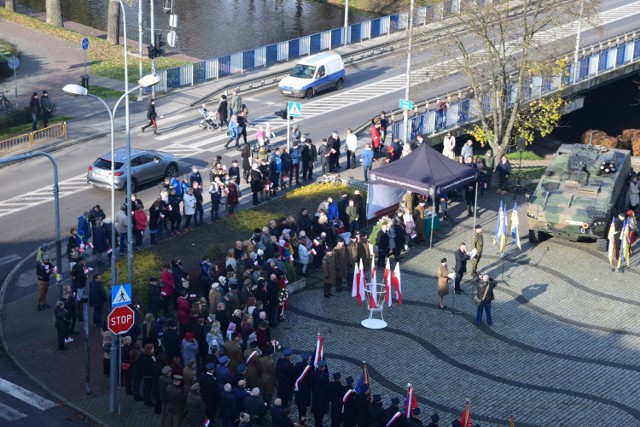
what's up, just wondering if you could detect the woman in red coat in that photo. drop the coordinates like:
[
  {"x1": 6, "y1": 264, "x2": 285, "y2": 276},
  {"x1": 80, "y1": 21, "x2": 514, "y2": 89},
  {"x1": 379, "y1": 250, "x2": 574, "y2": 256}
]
[
  {"x1": 226, "y1": 181, "x2": 239, "y2": 216},
  {"x1": 370, "y1": 119, "x2": 382, "y2": 159}
]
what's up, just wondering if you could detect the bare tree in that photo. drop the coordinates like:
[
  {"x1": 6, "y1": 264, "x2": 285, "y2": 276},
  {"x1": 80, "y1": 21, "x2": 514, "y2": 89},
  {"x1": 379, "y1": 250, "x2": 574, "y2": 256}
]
[
  {"x1": 423, "y1": 0, "x2": 598, "y2": 156},
  {"x1": 107, "y1": 0, "x2": 121, "y2": 45},
  {"x1": 45, "y1": 0, "x2": 63, "y2": 27},
  {"x1": 5, "y1": 0, "x2": 15, "y2": 12}
]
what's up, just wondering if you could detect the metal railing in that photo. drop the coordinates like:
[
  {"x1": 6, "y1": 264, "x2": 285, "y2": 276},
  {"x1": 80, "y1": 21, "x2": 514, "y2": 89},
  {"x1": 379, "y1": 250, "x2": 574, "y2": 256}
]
[
  {"x1": 150, "y1": 0, "x2": 479, "y2": 94},
  {"x1": 0, "y1": 122, "x2": 67, "y2": 154},
  {"x1": 385, "y1": 30, "x2": 640, "y2": 143}
]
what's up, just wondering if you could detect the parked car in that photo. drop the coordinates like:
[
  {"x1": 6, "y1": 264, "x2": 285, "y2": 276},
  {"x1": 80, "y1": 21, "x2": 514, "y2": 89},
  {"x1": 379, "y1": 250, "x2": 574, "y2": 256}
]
[{"x1": 87, "y1": 148, "x2": 178, "y2": 191}]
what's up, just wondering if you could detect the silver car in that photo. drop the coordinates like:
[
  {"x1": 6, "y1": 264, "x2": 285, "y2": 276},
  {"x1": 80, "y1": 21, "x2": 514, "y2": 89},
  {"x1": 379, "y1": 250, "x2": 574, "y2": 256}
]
[{"x1": 87, "y1": 148, "x2": 179, "y2": 191}]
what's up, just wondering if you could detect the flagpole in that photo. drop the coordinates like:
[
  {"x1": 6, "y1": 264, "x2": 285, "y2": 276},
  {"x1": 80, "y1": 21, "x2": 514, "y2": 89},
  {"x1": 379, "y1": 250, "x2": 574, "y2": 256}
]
[
  {"x1": 450, "y1": 265, "x2": 456, "y2": 316},
  {"x1": 473, "y1": 177, "x2": 478, "y2": 229},
  {"x1": 429, "y1": 193, "x2": 435, "y2": 249}
]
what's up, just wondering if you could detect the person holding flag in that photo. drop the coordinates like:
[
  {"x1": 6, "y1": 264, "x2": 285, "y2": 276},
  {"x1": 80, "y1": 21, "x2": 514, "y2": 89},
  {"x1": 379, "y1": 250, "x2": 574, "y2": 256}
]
[
  {"x1": 342, "y1": 376, "x2": 357, "y2": 427},
  {"x1": 294, "y1": 352, "x2": 313, "y2": 418},
  {"x1": 311, "y1": 360, "x2": 330, "y2": 427},
  {"x1": 383, "y1": 397, "x2": 404, "y2": 427},
  {"x1": 405, "y1": 408, "x2": 423, "y2": 427}
]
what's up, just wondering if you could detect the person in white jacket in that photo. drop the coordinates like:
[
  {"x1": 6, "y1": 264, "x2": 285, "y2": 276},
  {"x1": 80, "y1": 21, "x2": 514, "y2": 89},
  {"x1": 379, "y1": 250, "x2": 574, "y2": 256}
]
[
  {"x1": 345, "y1": 128, "x2": 358, "y2": 169},
  {"x1": 183, "y1": 187, "x2": 197, "y2": 231},
  {"x1": 442, "y1": 132, "x2": 456, "y2": 159},
  {"x1": 297, "y1": 241, "x2": 310, "y2": 277}
]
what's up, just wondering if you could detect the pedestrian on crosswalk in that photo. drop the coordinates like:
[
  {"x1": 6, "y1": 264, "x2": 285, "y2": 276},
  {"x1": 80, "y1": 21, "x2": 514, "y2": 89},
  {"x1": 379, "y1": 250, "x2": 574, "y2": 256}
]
[
  {"x1": 141, "y1": 98, "x2": 161, "y2": 135},
  {"x1": 225, "y1": 115, "x2": 240, "y2": 150}
]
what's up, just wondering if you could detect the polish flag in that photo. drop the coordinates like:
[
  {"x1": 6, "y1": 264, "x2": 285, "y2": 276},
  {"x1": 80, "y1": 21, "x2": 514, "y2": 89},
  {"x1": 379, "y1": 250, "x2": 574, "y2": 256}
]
[
  {"x1": 313, "y1": 333, "x2": 324, "y2": 367},
  {"x1": 383, "y1": 258, "x2": 392, "y2": 307},
  {"x1": 369, "y1": 281, "x2": 377, "y2": 308},
  {"x1": 352, "y1": 262, "x2": 363, "y2": 304},
  {"x1": 371, "y1": 256, "x2": 376, "y2": 284},
  {"x1": 405, "y1": 383, "x2": 418, "y2": 416},
  {"x1": 391, "y1": 262, "x2": 402, "y2": 305}
]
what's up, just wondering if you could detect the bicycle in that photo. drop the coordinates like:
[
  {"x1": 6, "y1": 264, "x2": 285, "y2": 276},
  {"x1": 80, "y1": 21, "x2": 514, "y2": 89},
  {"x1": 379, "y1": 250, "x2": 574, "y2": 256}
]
[{"x1": 0, "y1": 90, "x2": 13, "y2": 113}]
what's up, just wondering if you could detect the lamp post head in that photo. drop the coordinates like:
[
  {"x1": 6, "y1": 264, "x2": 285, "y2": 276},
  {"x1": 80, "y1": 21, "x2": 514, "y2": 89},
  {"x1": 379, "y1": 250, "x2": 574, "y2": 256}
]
[
  {"x1": 138, "y1": 74, "x2": 160, "y2": 88},
  {"x1": 62, "y1": 84, "x2": 88, "y2": 97}
]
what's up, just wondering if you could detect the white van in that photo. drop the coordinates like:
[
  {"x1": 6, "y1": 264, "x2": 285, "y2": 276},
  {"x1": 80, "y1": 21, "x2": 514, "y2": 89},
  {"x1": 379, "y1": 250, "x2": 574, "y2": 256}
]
[{"x1": 278, "y1": 52, "x2": 345, "y2": 99}]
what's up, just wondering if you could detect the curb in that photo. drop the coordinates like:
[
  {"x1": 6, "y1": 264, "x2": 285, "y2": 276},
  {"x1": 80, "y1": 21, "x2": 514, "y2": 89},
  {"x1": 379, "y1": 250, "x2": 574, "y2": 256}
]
[{"x1": 0, "y1": 244, "x2": 109, "y2": 427}]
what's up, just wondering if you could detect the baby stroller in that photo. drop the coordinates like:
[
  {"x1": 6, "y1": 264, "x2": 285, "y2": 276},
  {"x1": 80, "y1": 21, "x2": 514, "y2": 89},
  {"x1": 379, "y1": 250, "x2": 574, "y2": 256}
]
[{"x1": 197, "y1": 104, "x2": 219, "y2": 132}]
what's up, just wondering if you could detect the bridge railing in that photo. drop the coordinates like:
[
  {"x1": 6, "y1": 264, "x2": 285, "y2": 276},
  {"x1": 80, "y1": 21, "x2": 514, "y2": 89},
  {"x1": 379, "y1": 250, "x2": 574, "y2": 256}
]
[
  {"x1": 388, "y1": 30, "x2": 640, "y2": 143},
  {"x1": 151, "y1": 0, "x2": 470, "y2": 93}
]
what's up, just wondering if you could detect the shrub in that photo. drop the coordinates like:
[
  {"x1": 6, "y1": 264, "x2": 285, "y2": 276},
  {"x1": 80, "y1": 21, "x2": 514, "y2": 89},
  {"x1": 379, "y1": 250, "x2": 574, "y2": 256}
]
[
  {"x1": 101, "y1": 250, "x2": 164, "y2": 310},
  {"x1": 224, "y1": 209, "x2": 285, "y2": 234},
  {"x1": 0, "y1": 107, "x2": 31, "y2": 131}
]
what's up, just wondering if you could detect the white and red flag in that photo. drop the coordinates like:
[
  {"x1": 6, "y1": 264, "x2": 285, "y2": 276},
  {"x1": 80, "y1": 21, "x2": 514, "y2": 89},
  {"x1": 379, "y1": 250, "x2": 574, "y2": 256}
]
[
  {"x1": 383, "y1": 258, "x2": 392, "y2": 307},
  {"x1": 352, "y1": 262, "x2": 363, "y2": 304},
  {"x1": 391, "y1": 261, "x2": 402, "y2": 305},
  {"x1": 313, "y1": 333, "x2": 324, "y2": 367}
]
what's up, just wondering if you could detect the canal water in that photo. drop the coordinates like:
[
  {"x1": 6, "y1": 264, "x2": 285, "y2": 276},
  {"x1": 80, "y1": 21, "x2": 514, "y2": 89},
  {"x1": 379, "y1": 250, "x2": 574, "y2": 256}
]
[{"x1": 17, "y1": 0, "x2": 378, "y2": 59}]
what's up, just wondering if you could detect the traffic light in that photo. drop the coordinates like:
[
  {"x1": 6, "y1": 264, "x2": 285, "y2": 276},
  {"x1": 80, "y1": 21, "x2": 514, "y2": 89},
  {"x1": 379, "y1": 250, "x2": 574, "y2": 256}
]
[
  {"x1": 146, "y1": 45, "x2": 156, "y2": 59},
  {"x1": 155, "y1": 33, "x2": 166, "y2": 57}
]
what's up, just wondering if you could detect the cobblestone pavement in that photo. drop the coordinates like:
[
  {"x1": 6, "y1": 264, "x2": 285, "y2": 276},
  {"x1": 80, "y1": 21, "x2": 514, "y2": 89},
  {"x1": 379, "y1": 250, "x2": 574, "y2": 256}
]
[{"x1": 277, "y1": 188, "x2": 640, "y2": 426}]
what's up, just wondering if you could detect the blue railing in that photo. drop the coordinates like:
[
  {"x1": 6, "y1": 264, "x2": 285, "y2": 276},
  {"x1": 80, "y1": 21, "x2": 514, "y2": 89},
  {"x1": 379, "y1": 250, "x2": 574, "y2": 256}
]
[
  {"x1": 388, "y1": 30, "x2": 640, "y2": 143},
  {"x1": 153, "y1": 0, "x2": 465, "y2": 92}
]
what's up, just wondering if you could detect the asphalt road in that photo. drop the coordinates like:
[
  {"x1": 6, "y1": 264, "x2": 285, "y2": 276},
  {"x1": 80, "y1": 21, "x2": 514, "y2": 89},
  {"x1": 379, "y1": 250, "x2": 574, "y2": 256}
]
[{"x1": 1, "y1": 0, "x2": 639, "y2": 305}]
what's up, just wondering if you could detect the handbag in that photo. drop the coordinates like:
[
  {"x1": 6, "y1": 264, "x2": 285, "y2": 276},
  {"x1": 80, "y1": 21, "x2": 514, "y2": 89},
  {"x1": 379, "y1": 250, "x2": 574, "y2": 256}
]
[{"x1": 227, "y1": 129, "x2": 234, "y2": 137}]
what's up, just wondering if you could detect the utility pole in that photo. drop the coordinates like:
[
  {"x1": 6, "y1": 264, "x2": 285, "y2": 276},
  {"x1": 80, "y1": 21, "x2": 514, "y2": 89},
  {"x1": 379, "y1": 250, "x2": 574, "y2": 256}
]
[
  {"x1": 138, "y1": 0, "x2": 143, "y2": 98},
  {"x1": 344, "y1": 0, "x2": 349, "y2": 46},
  {"x1": 403, "y1": 0, "x2": 415, "y2": 146},
  {"x1": 572, "y1": 0, "x2": 585, "y2": 84},
  {"x1": 150, "y1": 0, "x2": 156, "y2": 98}
]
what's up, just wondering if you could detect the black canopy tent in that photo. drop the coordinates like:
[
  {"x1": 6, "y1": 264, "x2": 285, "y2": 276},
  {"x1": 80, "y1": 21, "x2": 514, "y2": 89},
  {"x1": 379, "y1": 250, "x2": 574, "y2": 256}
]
[{"x1": 367, "y1": 143, "x2": 478, "y2": 246}]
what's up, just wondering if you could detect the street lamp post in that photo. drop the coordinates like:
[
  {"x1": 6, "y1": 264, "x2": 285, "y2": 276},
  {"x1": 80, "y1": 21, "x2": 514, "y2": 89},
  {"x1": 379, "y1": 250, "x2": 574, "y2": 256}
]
[
  {"x1": 344, "y1": 0, "x2": 349, "y2": 46},
  {"x1": 62, "y1": 73, "x2": 158, "y2": 414},
  {"x1": 404, "y1": 0, "x2": 415, "y2": 146},
  {"x1": 572, "y1": 0, "x2": 585, "y2": 84}
]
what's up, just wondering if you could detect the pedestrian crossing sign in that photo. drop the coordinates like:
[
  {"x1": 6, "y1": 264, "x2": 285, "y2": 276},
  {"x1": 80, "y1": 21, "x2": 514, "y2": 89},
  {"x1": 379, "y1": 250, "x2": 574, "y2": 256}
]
[
  {"x1": 112, "y1": 283, "x2": 132, "y2": 308},
  {"x1": 287, "y1": 101, "x2": 302, "y2": 118}
]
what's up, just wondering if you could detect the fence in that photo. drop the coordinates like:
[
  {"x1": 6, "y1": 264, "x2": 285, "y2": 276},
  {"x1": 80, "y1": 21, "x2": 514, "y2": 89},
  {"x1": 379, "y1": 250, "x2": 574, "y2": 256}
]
[
  {"x1": 151, "y1": 0, "x2": 504, "y2": 93},
  {"x1": 387, "y1": 30, "x2": 640, "y2": 143},
  {"x1": 0, "y1": 122, "x2": 67, "y2": 154}
]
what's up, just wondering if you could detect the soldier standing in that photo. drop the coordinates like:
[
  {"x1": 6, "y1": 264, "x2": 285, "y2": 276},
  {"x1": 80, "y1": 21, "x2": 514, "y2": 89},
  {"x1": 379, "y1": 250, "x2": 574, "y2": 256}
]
[
  {"x1": 333, "y1": 239, "x2": 347, "y2": 292},
  {"x1": 294, "y1": 352, "x2": 313, "y2": 418},
  {"x1": 470, "y1": 225, "x2": 484, "y2": 278},
  {"x1": 322, "y1": 250, "x2": 336, "y2": 298},
  {"x1": 276, "y1": 349, "x2": 295, "y2": 407},
  {"x1": 311, "y1": 360, "x2": 330, "y2": 427},
  {"x1": 412, "y1": 201, "x2": 427, "y2": 244},
  {"x1": 356, "y1": 234, "x2": 372, "y2": 281}
]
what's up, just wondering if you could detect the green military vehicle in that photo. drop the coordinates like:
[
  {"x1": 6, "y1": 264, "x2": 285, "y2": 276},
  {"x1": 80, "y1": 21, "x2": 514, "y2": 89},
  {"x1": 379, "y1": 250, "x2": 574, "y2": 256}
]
[{"x1": 526, "y1": 143, "x2": 631, "y2": 250}]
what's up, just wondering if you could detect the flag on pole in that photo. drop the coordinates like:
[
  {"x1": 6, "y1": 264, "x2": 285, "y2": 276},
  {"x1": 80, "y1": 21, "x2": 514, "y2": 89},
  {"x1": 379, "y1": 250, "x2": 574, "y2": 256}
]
[
  {"x1": 371, "y1": 256, "x2": 377, "y2": 285},
  {"x1": 313, "y1": 333, "x2": 324, "y2": 367},
  {"x1": 294, "y1": 364, "x2": 312, "y2": 391},
  {"x1": 607, "y1": 216, "x2": 617, "y2": 266},
  {"x1": 369, "y1": 281, "x2": 378, "y2": 309},
  {"x1": 493, "y1": 200, "x2": 507, "y2": 252},
  {"x1": 405, "y1": 383, "x2": 417, "y2": 416},
  {"x1": 355, "y1": 362, "x2": 371, "y2": 401},
  {"x1": 391, "y1": 261, "x2": 402, "y2": 304},
  {"x1": 459, "y1": 400, "x2": 472, "y2": 427},
  {"x1": 620, "y1": 217, "x2": 632, "y2": 268},
  {"x1": 352, "y1": 262, "x2": 363, "y2": 304},
  {"x1": 204, "y1": 417, "x2": 211, "y2": 426},
  {"x1": 510, "y1": 202, "x2": 521, "y2": 250},
  {"x1": 383, "y1": 258, "x2": 392, "y2": 307},
  {"x1": 509, "y1": 414, "x2": 515, "y2": 427},
  {"x1": 386, "y1": 411, "x2": 403, "y2": 427}
]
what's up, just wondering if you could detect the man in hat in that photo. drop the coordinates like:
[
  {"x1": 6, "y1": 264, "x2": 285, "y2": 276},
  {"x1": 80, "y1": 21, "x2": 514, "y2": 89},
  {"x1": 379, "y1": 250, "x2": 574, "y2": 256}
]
[
  {"x1": 322, "y1": 250, "x2": 337, "y2": 298},
  {"x1": 244, "y1": 341, "x2": 262, "y2": 389},
  {"x1": 437, "y1": 258, "x2": 451, "y2": 310},
  {"x1": 184, "y1": 383, "x2": 206, "y2": 426},
  {"x1": 470, "y1": 225, "x2": 483, "y2": 278},
  {"x1": 356, "y1": 234, "x2": 372, "y2": 280},
  {"x1": 383, "y1": 397, "x2": 405, "y2": 427},
  {"x1": 216, "y1": 356, "x2": 232, "y2": 386},
  {"x1": 159, "y1": 365, "x2": 173, "y2": 425},
  {"x1": 166, "y1": 375, "x2": 186, "y2": 426},
  {"x1": 199, "y1": 363, "x2": 220, "y2": 422},
  {"x1": 428, "y1": 412, "x2": 440, "y2": 427},
  {"x1": 328, "y1": 371, "x2": 345, "y2": 427},
  {"x1": 36, "y1": 253, "x2": 55, "y2": 311},
  {"x1": 345, "y1": 233, "x2": 358, "y2": 285},
  {"x1": 342, "y1": 376, "x2": 357, "y2": 427},
  {"x1": 231, "y1": 362, "x2": 248, "y2": 388},
  {"x1": 294, "y1": 352, "x2": 313, "y2": 418},
  {"x1": 276, "y1": 348, "x2": 295, "y2": 407},
  {"x1": 355, "y1": 384, "x2": 370, "y2": 427},
  {"x1": 333, "y1": 239, "x2": 347, "y2": 293},
  {"x1": 258, "y1": 346, "x2": 277, "y2": 404},
  {"x1": 405, "y1": 407, "x2": 424, "y2": 427},
  {"x1": 311, "y1": 360, "x2": 330, "y2": 427},
  {"x1": 369, "y1": 394, "x2": 385, "y2": 427}
]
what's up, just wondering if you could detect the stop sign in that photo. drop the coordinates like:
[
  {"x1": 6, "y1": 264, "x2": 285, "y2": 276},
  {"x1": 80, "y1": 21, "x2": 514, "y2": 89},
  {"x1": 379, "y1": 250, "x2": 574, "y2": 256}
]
[{"x1": 108, "y1": 305, "x2": 135, "y2": 335}]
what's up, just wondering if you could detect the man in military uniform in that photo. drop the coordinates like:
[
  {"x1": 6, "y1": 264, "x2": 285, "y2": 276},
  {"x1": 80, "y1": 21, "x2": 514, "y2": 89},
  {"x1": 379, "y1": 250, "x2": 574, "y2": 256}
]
[
  {"x1": 322, "y1": 250, "x2": 336, "y2": 298},
  {"x1": 369, "y1": 394, "x2": 385, "y2": 427},
  {"x1": 383, "y1": 396, "x2": 405, "y2": 427},
  {"x1": 342, "y1": 376, "x2": 357, "y2": 427},
  {"x1": 405, "y1": 408, "x2": 424, "y2": 427},
  {"x1": 199, "y1": 363, "x2": 219, "y2": 424},
  {"x1": 356, "y1": 234, "x2": 372, "y2": 280},
  {"x1": 294, "y1": 352, "x2": 313, "y2": 418},
  {"x1": 243, "y1": 342, "x2": 262, "y2": 389},
  {"x1": 345, "y1": 236, "x2": 358, "y2": 287},
  {"x1": 276, "y1": 349, "x2": 295, "y2": 407},
  {"x1": 333, "y1": 238, "x2": 347, "y2": 292},
  {"x1": 311, "y1": 360, "x2": 330, "y2": 427},
  {"x1": 328, "y1": 372, "x2": 345, "y2": 427},
  {"x1": 412, "y1": 201, "x2": 427, "y2": 244},
  {"x1": 469, "y1": 225, "x2": 483, "y2": 278}
]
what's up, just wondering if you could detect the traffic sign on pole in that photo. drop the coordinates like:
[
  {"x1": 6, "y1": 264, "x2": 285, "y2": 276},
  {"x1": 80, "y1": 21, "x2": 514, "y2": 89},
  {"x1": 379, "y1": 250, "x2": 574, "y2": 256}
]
[
  {"x1": 111, "y1": 283, "x2": 132, "y2": 308},
  {"x1": 287, "y1": 101, "x2": 302, "y2": 118},
  {"x1": 7, "y1": 56, "x2": 19, "y2": 70},
  {"x1": 399, "y1": 99, "x2": 414, "y2": 111},
  {"x1": 81, "y1": 37, "x2": 90, "y2": 51},
  {"x1": 107, "y1": 305, "x2": 135, "y2": 335}
]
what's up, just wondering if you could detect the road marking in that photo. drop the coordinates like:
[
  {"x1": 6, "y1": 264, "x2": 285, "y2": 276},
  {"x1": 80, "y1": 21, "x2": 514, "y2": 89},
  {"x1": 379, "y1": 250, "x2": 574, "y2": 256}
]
[
  {"x1": 0, "y1": 378, "x2": 56, "y2": 411},
  {"x1": 0, "y1": 254, "x2": 22, "y2": 266},
  {"x1": 0, "y1": 402, "x2": 27, "y2": 422}
]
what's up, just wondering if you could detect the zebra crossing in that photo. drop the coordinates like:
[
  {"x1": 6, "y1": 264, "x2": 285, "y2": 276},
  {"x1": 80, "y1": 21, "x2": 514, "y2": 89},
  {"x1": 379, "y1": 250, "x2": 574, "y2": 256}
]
[{"x1": 0, "y1": 378, "x2": 57, "y2": 422}]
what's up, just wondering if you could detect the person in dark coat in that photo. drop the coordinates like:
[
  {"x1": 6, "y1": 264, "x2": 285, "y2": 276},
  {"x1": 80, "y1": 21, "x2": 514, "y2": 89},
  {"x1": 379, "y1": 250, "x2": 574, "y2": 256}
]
[
  {"x1": 393, "y1": 220, "x2": 406, "y2": 261},
  {"x1": 328, "y1": 372, "x2": 345, "y2": 427},
  {"x1": 243, "y1": 387, "x2": 267, "y2": 425},
  {"x1": 199, "y1": 363, "x2": 220, "y2": 422},
  {"x1": 369, "y1": 394, "x2": 385, "y2": 427},
  {"x1": 184, "y1": 383, "x2": 207, "y2": 426},
  {"x1": 88, "y1": 274, "x2": 107, "y2": 327},
  {"x1": 141, "y1": 98, "x2": 160, "y2": 135},
  {"x1": 293, "y1": 352, "x2": 313, "y2": 418},
  {"x1": 404, "y1": 408, "x2": 424, "y2": 427},
  {"x1": 92, "y1": 220, "x2": 109, "y2": 266},
  {"x1": 354, "y1": 384, "x2": 370, "y2": 427},
  {"x1": 147, "y1": 278, "x2": 162, "y2": 320},
  {"x1": 311, "y1": 360, "x2": 330, "y2": 427},
  {"x1": 54, "y1": 300, "x2": 71, "y2": 351},
  {"x1": 276, "y1": 349, "x2": 295, "y2": 407},
  {"x1": 233, "y1": 379, "x2": 251, "y2": 412},
  {"x1": 427, "y1": 413, "x2": 440, "y2": 427},
  {"x1": 164, "y1": 319, "x2": 181, "y2": 363},
  {"x1": 375, "y1": 228, "x2": 390, "y2": 268},
  {"x1": 220, "y1": 383, "x2": 239, "y2": 427},
  {"x1": 383, "y1": 397, "x2": 404, "y2": 427},
  {"x1": 218, "y1": 95, "x2": 229, "y2": 128},
  {"x1": 454, "y1": 242, "x2": 470, "y2": 294},
  {"x1": 342, "y1": 376, "x2": 357, "y2": 427},
  {"x1": 250, "y1": 164, "x2": 263, "y2": 206}
]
